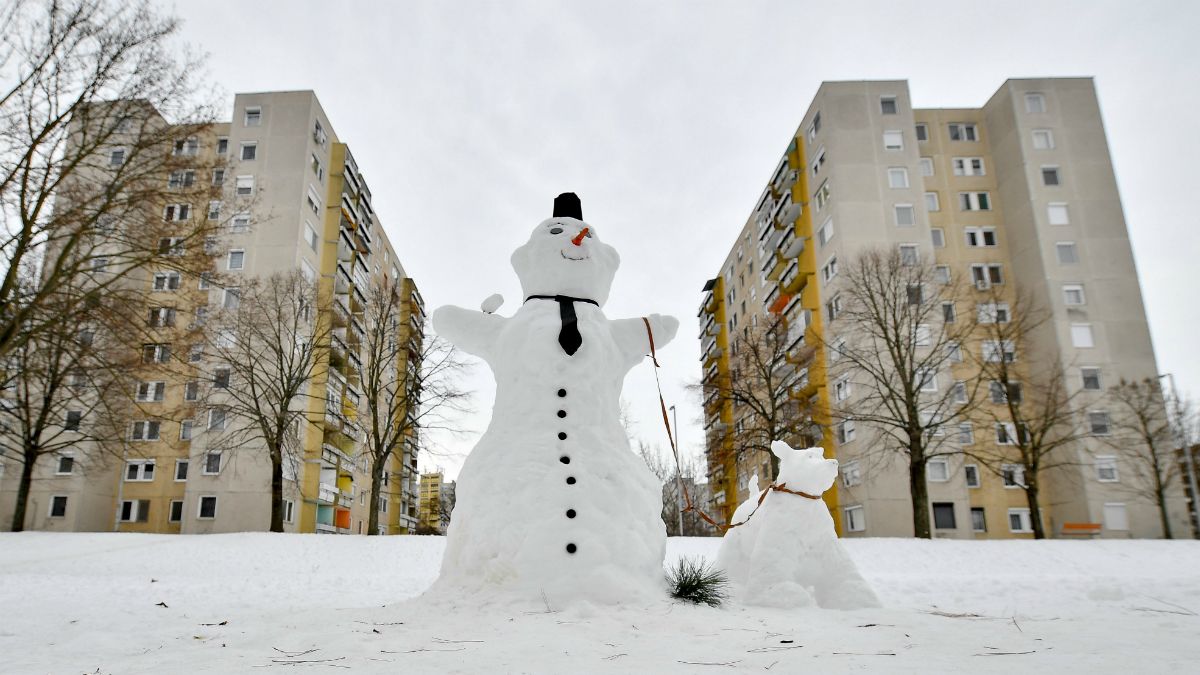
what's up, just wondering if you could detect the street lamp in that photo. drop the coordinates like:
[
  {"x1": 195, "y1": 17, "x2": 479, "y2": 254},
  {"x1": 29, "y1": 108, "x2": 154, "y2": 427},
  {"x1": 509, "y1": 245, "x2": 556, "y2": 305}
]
[{"x1": 668, "y1": 404, "x2": 684, "y2": 537}]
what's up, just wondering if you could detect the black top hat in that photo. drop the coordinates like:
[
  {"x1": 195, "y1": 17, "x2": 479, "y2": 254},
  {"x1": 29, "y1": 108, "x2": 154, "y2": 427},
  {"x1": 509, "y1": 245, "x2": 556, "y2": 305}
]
[{"x1": 552, "y1": 192, "x2": 582, "y2": 220}]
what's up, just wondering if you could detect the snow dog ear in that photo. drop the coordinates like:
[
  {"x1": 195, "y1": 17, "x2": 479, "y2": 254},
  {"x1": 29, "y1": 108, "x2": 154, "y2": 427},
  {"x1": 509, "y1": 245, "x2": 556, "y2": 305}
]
[{"x1": 770, "y1": 440, "x2": 793, "y2": 460}]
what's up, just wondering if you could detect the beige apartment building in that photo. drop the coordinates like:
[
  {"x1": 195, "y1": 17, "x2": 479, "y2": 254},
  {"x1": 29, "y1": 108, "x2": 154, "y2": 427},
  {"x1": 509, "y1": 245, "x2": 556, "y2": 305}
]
[
  {"x1": 417, "y1": 471, "x2": 453, "y2": 534},
  {"x1": 0, "y1": 91, "x2": 425, "y2": 535},
  {"x1": 700, "y1": 78, "x2": 1189, "y2": 539}
]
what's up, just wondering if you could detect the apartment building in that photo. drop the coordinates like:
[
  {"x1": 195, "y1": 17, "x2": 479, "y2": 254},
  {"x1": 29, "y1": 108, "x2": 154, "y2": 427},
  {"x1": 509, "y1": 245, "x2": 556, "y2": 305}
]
[
  {"x1": 417, "y1": 471, "x2": 454, "y2": 534},
  {"x1": 0, "y1": 91, "x2": 425, "y2": 535},
  {"x1": 699, "y1": 78, "x2": 1189, "y2": 539}
]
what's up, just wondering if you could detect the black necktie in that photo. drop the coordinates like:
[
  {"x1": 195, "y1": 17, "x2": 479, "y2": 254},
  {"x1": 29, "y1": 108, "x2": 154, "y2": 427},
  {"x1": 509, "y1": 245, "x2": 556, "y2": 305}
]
[{"x1": 525, "y1": 295, "x2": 599, "y2": 356}]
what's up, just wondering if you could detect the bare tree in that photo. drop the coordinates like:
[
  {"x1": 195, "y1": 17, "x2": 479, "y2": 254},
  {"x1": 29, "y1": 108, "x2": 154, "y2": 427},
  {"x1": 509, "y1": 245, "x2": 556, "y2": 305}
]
[
  {"x1": 1105, "y1": 378, "x2": 1179, "y2": 538},
  {"x1": 638, "y1": 441, "x2": 713, "y2": 536},
  {"x1": 202, "y1": 271, "x2": 329, "y2": 532},
  {"x1": 966, "y1": 289, "x2": 1090, "y2": 538},
  {"x1": 0, "y1": 0, "x2": 219, "y2": 361},
  {"x1": 358, "y1": 281, "x2": 470, "y2": 535},
  {"x1": 823, "y1": 249, "x2": 978, "y2": 538}
]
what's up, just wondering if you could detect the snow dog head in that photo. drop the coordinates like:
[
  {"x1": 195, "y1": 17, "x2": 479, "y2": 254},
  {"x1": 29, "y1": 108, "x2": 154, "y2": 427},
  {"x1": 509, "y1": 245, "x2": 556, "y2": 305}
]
[
  {"x1": 771, "y1": 440, "x2": 838, "y2": 497},
  {"x1": 511, "y1": 215, "x2": 621, "y2": 307}
]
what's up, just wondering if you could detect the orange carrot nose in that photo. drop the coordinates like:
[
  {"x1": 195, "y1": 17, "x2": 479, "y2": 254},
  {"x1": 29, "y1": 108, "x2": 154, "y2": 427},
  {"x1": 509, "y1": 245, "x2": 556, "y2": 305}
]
[{"x1": 571, "y1": 227, "x2": 589, "y2": 246}]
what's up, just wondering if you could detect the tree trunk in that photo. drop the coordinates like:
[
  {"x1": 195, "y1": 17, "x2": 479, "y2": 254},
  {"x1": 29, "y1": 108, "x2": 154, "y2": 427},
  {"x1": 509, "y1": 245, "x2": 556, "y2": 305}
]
[
  {"x1": 1025, "y1": 476, "x2": 1045, "y2": 539},
  {"x1": 269, "y1": 445, "x2": 284, "y2": 533},
  {"x1": 909, "y1": 440, "x2": 931, "y2": 539},
  {"x1": 1156, "y1": 477, "x2": 1174, "y2": 540},
  {"x1": 367, "y1": 460, "x2": 384, "y2": 536},
  {"x1": 11, "y1": 453, "x2": 37, "y2": 532}
]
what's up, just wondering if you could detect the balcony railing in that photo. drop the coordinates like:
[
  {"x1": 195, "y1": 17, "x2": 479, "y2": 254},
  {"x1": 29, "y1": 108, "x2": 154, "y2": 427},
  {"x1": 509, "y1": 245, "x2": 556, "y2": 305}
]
[{"x1": 318, "y1": 483, "x2": 338, "y2": 504}]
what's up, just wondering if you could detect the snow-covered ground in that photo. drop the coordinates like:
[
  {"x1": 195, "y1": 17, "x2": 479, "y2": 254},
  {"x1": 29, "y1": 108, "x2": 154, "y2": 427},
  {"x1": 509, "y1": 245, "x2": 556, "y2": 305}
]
[{"x1": 1, "y1": 533, "x2": 1198, "y2": 673}]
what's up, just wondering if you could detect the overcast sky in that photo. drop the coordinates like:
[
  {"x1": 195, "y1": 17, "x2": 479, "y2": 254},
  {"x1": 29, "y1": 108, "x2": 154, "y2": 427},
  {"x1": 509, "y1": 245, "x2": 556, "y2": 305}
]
[{"x1": 165, "y1": 0, "x2": 1200, "y2": 479}]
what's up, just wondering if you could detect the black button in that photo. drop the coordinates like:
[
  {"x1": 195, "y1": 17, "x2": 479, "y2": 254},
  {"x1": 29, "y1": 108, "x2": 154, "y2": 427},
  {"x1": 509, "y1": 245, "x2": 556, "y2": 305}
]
[
  {"x1": 557, "y1": 389, "x2": 567, "y2": 397},
  {"x1": 560, "y1": 456, "x2": 570, "y2": 464},
  {"x1": 558, "y1": 432, "x2": 567, "y2": 440},
  {"x1": 566, "y1": 509, "x2": 576, "y2": 518},
  {"x1": 557, "y1": 410, "x2": 567, "y2": 418},
  {"x1": 566, "y1": 543, "x2": 577, "y2": 554},
  {"x1": 566, "y1": 476, "x2": 576, "y2": 485}
]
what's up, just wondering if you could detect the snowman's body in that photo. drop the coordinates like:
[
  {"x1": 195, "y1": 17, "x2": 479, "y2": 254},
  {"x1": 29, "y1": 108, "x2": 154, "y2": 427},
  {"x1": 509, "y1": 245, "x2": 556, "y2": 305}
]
[{"x1": 429, "y1": 198, "x2": 677, "y2": 606}]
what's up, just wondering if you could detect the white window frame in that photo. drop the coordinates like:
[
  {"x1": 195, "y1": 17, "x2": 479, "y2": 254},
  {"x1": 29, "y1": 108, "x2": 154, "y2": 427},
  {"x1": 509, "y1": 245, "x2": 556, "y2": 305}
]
[
  {"x1": 1089, "y1": 411, "x2": 1111, "y2": 436},
  {"x1": 1032, "y1": 128, "x2": 1055, "y2": 150},
  {"x1": 887, "y1": 167, "x2": 909, "y2": 189},
  {"x1": 203, "y1": 451, "x2": 222, "y2": 475},
  {"x1": 1042, "y1": 165, "x2": 1061, "y2": 186},
  {"x1": 880, "y1": 95, "x2": 898, "y2": 115},
  {"x1": 844, "y1": 505, "x2": 866, "y2": 532},
  {"x1": 118, "y1": 499, "x2": 150, "y2": 523},
  {"x1": 1055, "y1": 241, "x2": 1079, "y2": 264},
  {"x1": 964, "y1": 464, "x2": 981, "y2": 488},
  {"x1": 1025, "y1": 92, "x2": 1046, "y2": 113},
  {"x1": 834, "y1": 376, "x2": 852, "y2": 402},
  {"x1": 1001, "y1": 464, "x2": 1025, "y2": 488},
  {"x1": 235, "y1": 175, "x2": 255, "y2": 196},
  {"x1": 1008, "y1": 508, "x2": 1033, "y2": 533},
  {"x1": 926, "y1": 458, "x2": 950, "y2": 482},
  {"x1": 240, "y1": 142, "x2": 257, "y2": 161},
  {"x1": 207, "y1": 408, "x2": 227, "y2": 432},
  {"x1": 958, "y1": 192, "x2": 991, "y2": 211},
  {"x1": 174, "y1": 459, "x2": 189, "y2": 482},
  {"x1": 952, "y1": 157, "x2": 986, "y2": 176},
  {"x1": 55, "y1": 453, "x2": 75, "y2": 475},
  {"x1": 837, "y1": 420, "x2": 857, "y2": 445},
  {"x1": 135, "y1": 380, "x2": 166, "y2": 402},
  {"x1": 899, "y1": 244, "x2": 920, "y2": 266},
  {"x1": 124, "y1": 460, "x2": 156, "y2": 482},
  {"x1": 1081, "y1": 367, "x2": 1102, "y2": 391},
  {"x1": 227, "y1": 249, "x2": 245, "y2": 271},
  {"x1": 926, "y1": 192, "x2": 940, "y2": 213},
  {"x1": 1103, "y1": 503, "x2": 1129, "y2": 531},
  {"x1": 841, "y1": 459, "x2": 862, "y2": 487},
  {"x1": 948, "y1": 123, "x2": 978, "y2": 142},
  {"x1": 894, "y1": 203, "x2": 915, "y2": 227},
  {"x1": 1047, "y1": 202, "x2": 1070, "y2": 225},
  {"x1": 817, "y1": 217, "x2": 833, "y2": 247},
  {"x1": 284, "y1": 499, "x2": 295, "y2": 523},
  {"x1": 1063, "y1": 283, "x2": 1086, "y2": 306},
  {"x1": 1070, "y1": 323, "x2": 1095, "y2": 348},
  {"x1": 129, "y1": 420, "x2": 161, "y2": 441},
  {"x1": 48, "y1": 495, "x2": 68, "y2": 518},
  {"x1": 243, "y1": 106, "x2": 262, "y2": 126},
  {"x1": 198, "y1": 495, "x2": 218, "y2": 520},
  {"x1": 919, "y1": 157, "x2": 934, "y2": 176},
  {"x1": 1095, "y1": 456, "x2": 1119, "y2": 483},
  {"x1": 958, "y1": 423, "x2": 975, "y2": 445},
  {"x1": 820, "y1": 256, "x2": 838, "y2": 283},
  {"x1": 882, "y1": 130, "x2": 903, "y2": 151}
]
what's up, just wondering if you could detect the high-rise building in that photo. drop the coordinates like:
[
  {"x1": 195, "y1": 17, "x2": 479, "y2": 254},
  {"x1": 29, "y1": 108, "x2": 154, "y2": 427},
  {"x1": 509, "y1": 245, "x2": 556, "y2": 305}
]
[
  {"x1": 418, "y1": 471, "x2": 451, "y2": 533},
  {"x1": 0, "y1": 91, "x2": 425, "y2": 534},
  {"x1": 699, "y1": 78, "x2": 1188, "y2": 539}
]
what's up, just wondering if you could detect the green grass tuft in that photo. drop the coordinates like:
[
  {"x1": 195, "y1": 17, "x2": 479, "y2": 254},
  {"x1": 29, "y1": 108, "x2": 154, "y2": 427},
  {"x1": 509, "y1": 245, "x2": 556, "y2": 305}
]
[{"x1": 666, "y1": 556, "x2": 728, "y2": 607}]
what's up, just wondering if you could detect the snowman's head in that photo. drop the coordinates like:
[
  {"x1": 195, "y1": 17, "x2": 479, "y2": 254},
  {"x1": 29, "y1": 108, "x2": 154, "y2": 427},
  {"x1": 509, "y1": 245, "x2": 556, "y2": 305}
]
[
  {"x1": 771, "y1": 440, "x2": 838, "y2": 496},
  {"x1": 511, "y1": 198, "x2": 620, "y2": 305}
]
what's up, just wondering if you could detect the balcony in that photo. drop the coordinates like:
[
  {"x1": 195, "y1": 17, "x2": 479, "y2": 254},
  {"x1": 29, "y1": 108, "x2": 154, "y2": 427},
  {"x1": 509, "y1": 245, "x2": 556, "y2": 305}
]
[
  {"x1": 782, "y1": 270, "x2": 810, "y2": 297},
  {"x1": 349, "y1": 317, "x2": 365, "y2": 344},
  {"x1": 766, "y1": 255, "x2": 786, "y2": 282},
  {"x1": 337, "y1": 228, "x2": 355, "y2": 262},
  {"x1": 318, "y1": 482, "x2": 338, "y2": 504},
  {"x1": 774, "y1": 168, "x2": 798, "y2": 196},
  {"x1": 351, "y1": 285, "x2": 368, "y2": 314},
  {"x1": 330, "y1": 297, "x2": 350, "y2": 327},
  {"x1": 335, "y1": 263, "x2": 352, "y2": 295}
]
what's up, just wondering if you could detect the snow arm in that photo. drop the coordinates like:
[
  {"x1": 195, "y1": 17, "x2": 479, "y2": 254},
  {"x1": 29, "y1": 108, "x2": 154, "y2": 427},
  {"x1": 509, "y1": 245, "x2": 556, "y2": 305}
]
[
  {"x1": 611, "y1": 313, "x2": 679, "y2": 361},
  {"x1": 431, "y1": 305, "x2": 507, "y2": 360}
]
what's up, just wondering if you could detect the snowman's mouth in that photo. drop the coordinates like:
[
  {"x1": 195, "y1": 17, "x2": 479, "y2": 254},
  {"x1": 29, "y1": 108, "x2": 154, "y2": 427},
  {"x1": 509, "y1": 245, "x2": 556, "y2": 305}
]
[{"x1": 560, "y1": 250, "x2": 588, "y2": 262}]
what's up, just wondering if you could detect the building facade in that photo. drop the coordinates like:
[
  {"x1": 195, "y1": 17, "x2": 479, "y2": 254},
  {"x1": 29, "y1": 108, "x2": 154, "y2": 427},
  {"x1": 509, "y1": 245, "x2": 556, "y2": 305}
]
[
  {"x1": 700, "y1": 78, "x2": 1189, "y2": 539},
  {"x1": 417, "y1": 471, "x2": 454, "y2": 534},
  {"x1": 0, "y1": 91, "x2": 425, "y2": 535}
]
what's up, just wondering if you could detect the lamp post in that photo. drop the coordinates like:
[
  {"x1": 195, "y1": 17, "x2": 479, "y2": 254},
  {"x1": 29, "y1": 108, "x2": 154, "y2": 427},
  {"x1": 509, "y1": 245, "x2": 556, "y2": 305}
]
[
  {"x1": 669, "y1": 404, "x2": 684, "y2": 537},
  {"x1": 1159, "y1": 373, "x2": 1199, "y2": 538}
]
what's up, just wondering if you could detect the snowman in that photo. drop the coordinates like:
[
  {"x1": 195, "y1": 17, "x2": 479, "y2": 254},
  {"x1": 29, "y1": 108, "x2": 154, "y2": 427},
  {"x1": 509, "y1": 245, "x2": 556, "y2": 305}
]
[
  {"x1": 429, "y1": 193, "x2": 679, "y2": 607},
  {"x1": 716, "y1": 441, "x2": 880, "y2": 609}
]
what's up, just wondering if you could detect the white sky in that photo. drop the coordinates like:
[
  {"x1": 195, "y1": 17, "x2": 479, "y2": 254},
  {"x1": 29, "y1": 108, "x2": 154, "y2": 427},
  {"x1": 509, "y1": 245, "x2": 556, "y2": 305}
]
[{"x1": 165, "y1": 0, "x2": 1200, "y2": 479}]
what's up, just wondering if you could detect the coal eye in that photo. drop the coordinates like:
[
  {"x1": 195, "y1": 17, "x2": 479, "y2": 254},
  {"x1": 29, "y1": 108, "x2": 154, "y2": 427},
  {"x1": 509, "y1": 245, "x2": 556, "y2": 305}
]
[
  {"x1": 585, "y1": 230, "x2": 593, "y2": 238},
  {"x1": 550, "y1": 227, "x2": 563, "y2": 234}
]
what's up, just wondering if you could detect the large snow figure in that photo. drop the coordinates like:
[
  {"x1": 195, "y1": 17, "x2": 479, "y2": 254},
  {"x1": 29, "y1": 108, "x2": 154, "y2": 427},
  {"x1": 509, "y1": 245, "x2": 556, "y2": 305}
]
[
  {"x1": 716, "y1": 441, "x2": 880, "y2": 609},
  {"x1": 429, "y1": 193, "x2": 679, "y2": 606}
]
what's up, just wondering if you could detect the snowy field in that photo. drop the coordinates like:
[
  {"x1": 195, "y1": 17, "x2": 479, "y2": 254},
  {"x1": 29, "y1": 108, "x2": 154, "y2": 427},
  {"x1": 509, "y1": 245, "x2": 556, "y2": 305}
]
[{"x1": 1, "y1": 534, "x2": 1198, "y2": 673}]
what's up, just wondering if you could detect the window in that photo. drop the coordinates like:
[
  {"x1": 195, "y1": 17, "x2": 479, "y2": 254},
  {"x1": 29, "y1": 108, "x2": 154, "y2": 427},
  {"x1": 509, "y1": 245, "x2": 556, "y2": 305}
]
[
  {"x1": 314, "y1": 119, "x2": 327, "y2": 145},
  {"x1": 204, "y1": 452, "x2": 222, "y2": 474},
  {"x1": 109, "y1": 148, "x2": 126, "y2": 166},
  {"x1": 970, "y1": 264, "x2": 1004, "y2": 287},
  {"x1": 964, "y1": 464, "x2": 981, "y2": 488},
  {"x1": 1096, "y1": 456, "x2": 1119, "y2": 482},
  {"x1": 240, "y1": 142, "x2": 257, "y2": 161},
  {"x1": 1008, "y1": 508, "x2": 1033, "y2": 533},
  {"x1": 927, "y1": 459, "x2": 950, "y2": 482},
  {"x1": 223, "y1": 288, "x2": 240, "y2": 310},
  {"x1": 217, "y1": 137, "x2": 228, "y2": 154},
  {"x1": 174, "y1": 460, "x2": 189, "y2": 481},
  {"x1": 837, "y1": 420, "x2": 857, "y2": 445},
  {"x1": 206, "y1": 200, "x2": 222, "y2": 221},
  {"x1": 844, "y1": 505, "x2": 865, "y2": 532},
  {"x1": 64, "y1": 410, "x2": 83, "y2": 432},
  {"x1": 227, "y1": 250, "x2": 245, "y2": 271},
  {"x1": 136, "y1": 380, "x2": 166, "y2": 402},
  {"x1": 1103, "y1": 503, "x2": 1129, "y2": 531},
  {"x1": 976, "y1": 302, "x2": 1010, "y2": 324},
  {"x1": 306, "y1": 186, "x2": 322, "y2": 215},
  {"x1": 825, "y1": 295, "x2": 842, "y2": 321},
  {"x1": 982, "y1": 340, "x2": 1016, "y2": 363},
  {"x1": 1025, "y1": 92, "x2": 1046, "y2": 113},
  {"x1": 926, "y1": 193, "x2": 941, "y2": 213},
  {"x1": 1081, "y1": 367, "x2": 1102, "y2": 391},
  {"x1": 1089, "y1": 411, "x2": 1111, "y2": 436},
  {"x1": 990, "y1": 381, "x2": 1022, "y2": 404},
  {"x1": 1055, "y1": 242, "x2": 1078, "y2": 264},
  {"x1": 213, "y1": 367, "x2": 231, "y2": 389},
  {"x1": 932, "y1": 502, "x2": 956, "y2": 529},
  {"x1": 942, "y1": 302, "x2": 956, "y2": 323},
  {"x1": 119, "y1": 500, "x2": 150, "y2": 523},
  {"x1": 198, "y1": 496, "x2": 218, "y2": 519},
  {"x1": 996, "y1": 423, "x2": 1016, "y2": 445},
  {"x1": 948, "y1": 123, "x2": 978, "y2": 142},
  {"x1": 169, "y1": 500, "x2": 184, "y2": 523},
  {"x1": 894, "y1": 204, "x2": 915, "y2": 226},
  {"x1": 1063, "y1": 284, "x2": 1086, "y2": 306},
  {"x1": 284, "y1": 499, "x2": 295, "y2": 523},
  {"x1": 305, "y1": 222, "x2": 319, "y2": 250},
  {"x1": 1032, "y1": 129, "x2": 1055, "y2": 150},
  {"x1": 915, "y1": 123, "x2": 928, "y2": 141},
  {"x1": 189, "y1": 343, "x2": 203, "y2": 362},
  {"x1": 235, "y1": 175, "x2": 254, "y2": 196},
  {"x1": 173, "y1": 138, "x2": 199, "y2": 156},
  {"x1": 129, "y1": 420, "x2": 161, "y2": 441},
  {"x1": 125, "y1": 460, "x2": 155, "y2": 481},
  {"x1": 899, "y1": 244, "x2": 920, "y2": 266},
  {"x1": 49, "y1": 495, "x2": 68, "y2": 518},
  {"x1": 915, "y1": 324, "x2": 932, "y2": 347},
  {"x1": 958, "y1": 192, "x2": 991, "y2": 211},
  {"x1": 168, "y1": 170, "x2": 195, "y2": 189},
  {"x1": 808, "y1": 111, "x2": 821, "y2": 141},
  {"x1": 180, "y1": 420, "x2": 194, "y2": 441},
  {"x1": 918, "y1": 367, "x2": 938, "y2": 392},
  {"x1": 952, "y1": 380, "x2": 968, "y2": 404},
  {"x1": 1002, "y1": 464, "x2": 1025, "y2": 488},
  {"x1": 919, "y1": 157, "x2": 934, "y2": 176},
  {"x1": 952, "y1": 157, "x2": 985, "y2": 176},
  {"x1": 880, "y1": 96, "x2": 898, "y2": 114},
  {"x1": 814, "y1": 181, "x2": 831, "y2": 210},
  {"x1": 1047, "y1": 202, "x2": 1070, "y2": 225},
  {"x1": 958, "y1": 423, "x2": 975, "y2": 445},
  {"x1": 882, "y1": 130, "x2": 903, "y2": 150},
  {"x1": 821, "y1": 256, "x2": 838, "y2": 282},
  {"x1": 810, "y1": 148, "x2": 826, "y2": 176},
  {"x1": 54, "y1": 453, "x2": 75, "y2": 474},
  {"x1": 1071, "y1": 323, "x2": 1095, "y2": 348},
  {"x1": 207, "y1": 408, "x2": 227, "y2": 431},
  {"x1": 311, "y1": 153, "x2": 324, "y2": 180},
  {"x1": 969, "y1": 507, "x2": 987, "y2": 532},
  {"x1": 162, "y1": 204, "x2": 190, "y2": 221},
  {"x1": 817, "y1": 218, "x2": 833, "y2": 247},
  {"x1": 1042, "y1": 166, "x2": 1060, "y2": 186},
  {"x1": 887, "y1": 167, "x2": 909, "y2": 188},
  {"x1": 244, "y1": 106, "x2": 262, "y2": 126},
  {"x1": 147, "y1": 307, "x2": 176, "y2": 328},
  {"x1": 834, "y1": 376, "x2": 852, "y2": 402},
  {"x1": 830, "y1": 337, "x2": 846, "y2": 362},
  {"x1": 934, "y1": 265, "x2": 951, "y2": 285}
]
